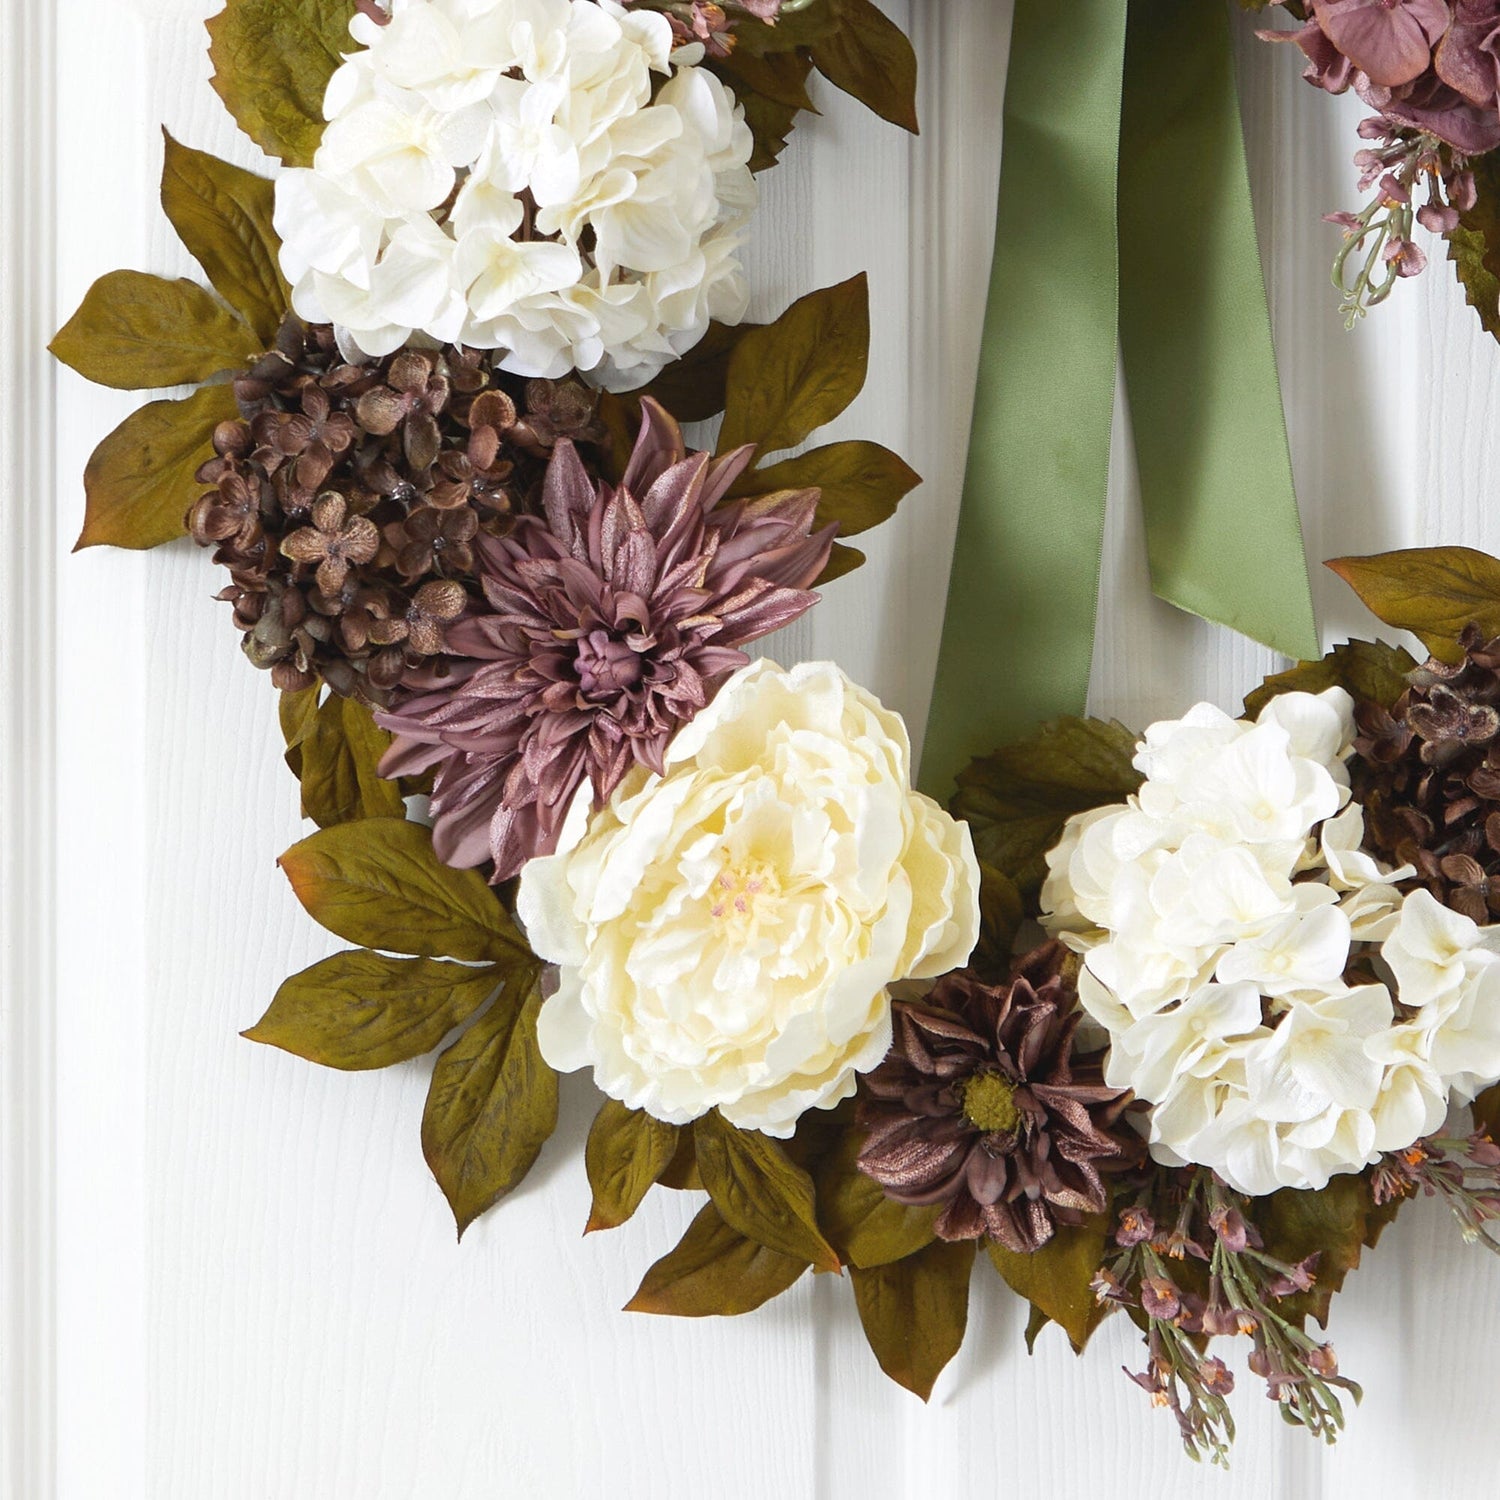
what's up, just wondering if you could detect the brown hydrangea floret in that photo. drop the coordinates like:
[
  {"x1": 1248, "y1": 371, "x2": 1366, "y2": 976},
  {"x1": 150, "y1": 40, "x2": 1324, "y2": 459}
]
[
  {"x1": 1352, "y1": 623, "x2": 1500, "y2": 919},
  {"x1": 856, "y1": 942, "x2": 1140, "y2": 1253},
  {"x1": 188, "y1": 316, "x2": 605, "y2": 702}
]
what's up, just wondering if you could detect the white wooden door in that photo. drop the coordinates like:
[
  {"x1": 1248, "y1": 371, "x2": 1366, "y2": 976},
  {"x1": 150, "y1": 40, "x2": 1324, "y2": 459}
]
[{"x1": 8, "y1": 2, "x2": 1500, "y2": 1496}]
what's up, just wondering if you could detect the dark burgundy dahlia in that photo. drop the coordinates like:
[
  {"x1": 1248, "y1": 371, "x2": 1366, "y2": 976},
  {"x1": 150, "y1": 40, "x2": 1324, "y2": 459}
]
[
  {"x1": 375, "y1": 397, "x2": 835, "y2": 880},
  {"x1": 857, "y1": 943, "x2": 1140, "y2": 1254}
]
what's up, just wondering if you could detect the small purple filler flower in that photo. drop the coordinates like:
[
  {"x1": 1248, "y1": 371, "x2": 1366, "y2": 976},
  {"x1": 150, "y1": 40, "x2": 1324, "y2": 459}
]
[{"x1": 376, "y1": 398, "x2": 834, "y2": 880}]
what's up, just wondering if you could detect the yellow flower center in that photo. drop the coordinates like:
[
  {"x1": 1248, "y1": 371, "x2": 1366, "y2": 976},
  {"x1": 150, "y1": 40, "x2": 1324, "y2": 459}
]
[
  {"x1": 708, "y1": 859, "x2": 782, "y2": 934},
  {"x1": 961, "y1": 1071, "x2": 1019, "y2": 1135}
]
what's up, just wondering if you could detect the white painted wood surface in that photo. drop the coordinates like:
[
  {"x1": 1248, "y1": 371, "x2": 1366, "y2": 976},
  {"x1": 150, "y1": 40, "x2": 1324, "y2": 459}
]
[{"x1": 10, "y1": 0, "x2": 1500, "y2": 1494}]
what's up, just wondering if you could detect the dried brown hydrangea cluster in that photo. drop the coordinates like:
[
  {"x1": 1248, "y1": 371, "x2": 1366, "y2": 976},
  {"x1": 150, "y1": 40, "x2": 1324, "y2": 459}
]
[
  {"x1": 188, "y1": 317, "x2": 605, "y2": 701},
  {"x1": 1352, "y1": 624, "x2": 1500, "y2": 920}
]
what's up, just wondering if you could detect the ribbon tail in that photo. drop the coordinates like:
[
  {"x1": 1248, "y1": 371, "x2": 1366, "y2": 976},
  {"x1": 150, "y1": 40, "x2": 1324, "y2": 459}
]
[
  {"x1": 919, "y1": 0, "x2": 1129, "y2": 800},
  {"x1": 1118, "y1": 0, "x2": 1319, "y2": 663}
]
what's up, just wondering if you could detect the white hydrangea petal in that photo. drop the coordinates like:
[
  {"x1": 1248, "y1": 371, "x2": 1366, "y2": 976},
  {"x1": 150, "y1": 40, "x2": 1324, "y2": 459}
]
[{"x1": 273, "y1": 0, "x2": 756, "y2": 381}]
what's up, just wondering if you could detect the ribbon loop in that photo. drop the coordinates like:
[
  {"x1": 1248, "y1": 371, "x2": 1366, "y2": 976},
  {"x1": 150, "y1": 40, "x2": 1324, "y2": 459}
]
[{"x1": 921, "y1": 0, "x2": 1318, "y2": 799}]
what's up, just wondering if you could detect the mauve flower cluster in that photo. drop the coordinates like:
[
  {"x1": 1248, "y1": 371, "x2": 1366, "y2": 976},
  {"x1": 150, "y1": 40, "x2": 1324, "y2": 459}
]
[
  {"x1": 376, "y1": 398, "x2": 834, "y2": 880},
  {"x1": 1264, "y1": 0, "x2": 1500, "y2": 316},
  {"x1": 1280, "y1": 0, "x2": 1500, "y2": 155}
]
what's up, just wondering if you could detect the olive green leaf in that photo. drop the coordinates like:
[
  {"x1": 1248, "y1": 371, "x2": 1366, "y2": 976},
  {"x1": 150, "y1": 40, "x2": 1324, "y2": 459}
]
[
  {"x1": 206, "y1": 0, "x2": 354, "y2": 168},
  {"x1": 656, "y1": 1129, "x2": 703, "y2": 1191},
  {"x1": 1258, "y1": 1175, "x2": 1397, "y2": 1329},
  {"x1": 951, "y1": 718, "x2": 1142, "y2": 900},
  {"x1": 986, "y1": 1214, "x2": 1113, "y2": 1353},
  {"x1": 718, "y1": 273, "x2": 870, "y2": 459},
  {"x1": 694, "y1": 1110, "x2": 842, "y2": 1272},
  {"x1": 421, "y1": 964, "x2": 555, "y2": 1237},
  {"x1": 1448, "y1": 154, "x2": 1500, "y2": 343},
  {"x1": 1326, "y1": 546, "x2": 1500, "y2": 664},
  {"x1": 74, "y1": 382, "x2": 239, "y2": 551},
  {"x1": 818, "y1": 541, "x2": 866, "y2": 586},
  {"x1": 816, "y1": 1129, "x2": 938, "y2": 1269},
  {"x1": 850, "y1": 1239, "x2": 975, "y2": 1401},
  {"x1": 733, "y1": 441, "x2": 921, "y2": 537},
  {"x1": 1242, "y1": 638, "x2": 1418, "y2": 719},
  {"x1": 291, "y1": 692, "x2": 406, "y2": 827},
  {"x1": 729, "y1": 0, "x2": 840, "y2": 56},
  {"x1": 51, "y1": 269, "x2": 259, "y2": 391},
  {"x1": 971, "y1": 862, "x2": 1025, "y2": 983},
  {"x1": 161, "y1": 130, "x2": 289, "y2": 343},
  {"x1": 624, "y1": 1201, "x2": 809, "y2": 1317},
  {"x1": 278, "y1": 817, "x2": 528, "y2": 961},
  {"x1": 631, "y1": 320, "x2": 760, "y2": 421},
  {"x1": 811, "y1": 0, "x2": 920, "y2": 134},
  {"x1": 279, "y1": 685, "x2": 322, "y2": 780},
  {"x1": 584, "y1": 1099, "x2": 682, "y2": 1234},
  {"x1": 244, "y1": 951, "x2": 498, "y2": 1070},
  {"x1": 1474, "y1": 1083, "x2": 1500, "y2": 1139}
]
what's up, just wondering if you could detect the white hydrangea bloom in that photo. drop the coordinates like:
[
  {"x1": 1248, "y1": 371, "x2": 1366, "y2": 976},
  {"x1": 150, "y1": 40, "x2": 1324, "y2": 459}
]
[
  {"x1": 1039, "y1": 686, "x2": 1500, "y2": 1195},
  {"x1": 273, "y1": 0, "x2": 756, "y2": 390}
]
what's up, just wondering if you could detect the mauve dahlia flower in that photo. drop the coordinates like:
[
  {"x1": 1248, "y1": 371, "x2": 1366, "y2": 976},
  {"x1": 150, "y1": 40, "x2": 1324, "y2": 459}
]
[
  {"x1": 856, "y1": 943, "x2": 1140, "y2": 1253},
  {"x1": 375, "y1": 398, "x2": 834, "y2": 880}
]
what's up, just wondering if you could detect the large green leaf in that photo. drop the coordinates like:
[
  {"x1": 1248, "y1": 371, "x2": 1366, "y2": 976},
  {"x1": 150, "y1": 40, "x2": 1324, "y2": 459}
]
[
  {"x1": 244, "y1": 951, "x2": 498, "y2": 1070},
  {"x1": 729, "y1": 0, "x2": 840, "y2": 56},
  {"x1": 73, "y1": 383, "x2": 238, "y2": 551},
  {"x1": 815, "y1": 1128, "x2": 939, "y2": 1269},
  {"x1": 1242, "y1": 638, "x2": 1417, "y2": 719},
  {"x1": 811, "y1": 0, "x2": 919, "y2": 133},
  {"x1": 986, "y1": 1215, "x2": 1112, "y2": 1353},
  {"x1": 278, "y1": 817, "x2": 528, "y2": 961},
  {"x1": 694, "y1": 1111, "x2": 841, "y2": 1271},
  {"x1": 1259, "y1": 1175, "x2": 1397, "y2": 1329},
  {"x1": 584, "y1": 1100, "x2": 681, "y2": 1234},
  {"x1": 1448, "y1": 153, "x2": 1500, "y2": 343},
  {"x1": 951, "y1": 717, "x2": 1142, "y2": 899},
  {"x1": 206, "y1": 0, "x2": 354, "y2": 168},
  {"x1": 734, "y1": 440, "x2": 920, "y2": 537},
  {"x1": 1326, "y1": 547, "x2": 1500, "y2": 664},
  {"x1": 51, "y1": 269, "x2": 258, "y2": 390},
  {"x1": 850, "y1": 1239, "x2": 975, "y2": 1401},
  {"x1": 718, "y1": 274, "x2": 869, "y2": 459},
  {"x1": 421, "y1": 966, "x2": 556, "y2": 1237},
  {"x1": 625, "y1": 1201, "x2": 809, "y2": 1317},
  {"x1": 971, "y1": 862, "x2": 1025, "y2": 983},
  {"x1": 285, "y1": 691, "x2": 406, "y2": 827},
  {"x1": 161, "y1": 131, "x2": 289, "y2": 344}
]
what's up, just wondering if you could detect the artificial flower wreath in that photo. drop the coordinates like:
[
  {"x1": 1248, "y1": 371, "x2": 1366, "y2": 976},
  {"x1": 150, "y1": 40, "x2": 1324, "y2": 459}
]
[{"x1": 51, "y1": 0, "x2": 1500, "y2": 1471}]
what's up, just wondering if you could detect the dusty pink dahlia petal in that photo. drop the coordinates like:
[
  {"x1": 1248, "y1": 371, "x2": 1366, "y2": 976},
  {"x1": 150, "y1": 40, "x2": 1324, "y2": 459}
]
[{"x1": 375, "y1": 399, "x2": 834, "y2": 879}]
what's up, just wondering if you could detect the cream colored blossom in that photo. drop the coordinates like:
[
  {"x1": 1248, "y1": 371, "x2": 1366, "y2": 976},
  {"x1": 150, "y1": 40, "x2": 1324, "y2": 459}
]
[
  {"x1": 1040, "y1": 687, "x2": 1474, "y2": 1194},
  {"x1": 275, "y1": 0, "x2": 754, "y2": 389},
  {"x1": 519, "y1": 660, "x2": 981, "y2": 1135}
]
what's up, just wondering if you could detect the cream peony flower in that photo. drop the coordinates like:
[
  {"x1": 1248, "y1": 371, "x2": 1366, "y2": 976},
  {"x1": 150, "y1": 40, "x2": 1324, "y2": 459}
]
[
  {"x1": 1040, "y1": 687, "x2": 1479, "y2": 1194},
  {"x1": 275, "y1": 0, "x2": 755, "y2": 390},
  {"x1": 519, "y1": 659, "x2": 981, "y2": 1136}
]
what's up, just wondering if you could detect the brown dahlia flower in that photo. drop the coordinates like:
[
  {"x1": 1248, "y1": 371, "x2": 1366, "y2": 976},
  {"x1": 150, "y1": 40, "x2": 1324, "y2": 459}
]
[
  {"x1": 1352, "y1": 623, "x2": 1500, "y2": 920},
  {"x1": 856, "y1": 943, "x2": 1140, "y2": 1254},
  {"x1": 188, "y1": 316, "x2": 604, "y2": 702},
  {"x1": 374, "y1": 398, "x2": 835, "y2": 881}
]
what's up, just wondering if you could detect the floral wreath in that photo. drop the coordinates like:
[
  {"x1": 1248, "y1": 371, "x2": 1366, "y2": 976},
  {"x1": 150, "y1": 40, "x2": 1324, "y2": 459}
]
[{"x1": 50, "y1": 0, "x2": 1500, "y2": 1470}]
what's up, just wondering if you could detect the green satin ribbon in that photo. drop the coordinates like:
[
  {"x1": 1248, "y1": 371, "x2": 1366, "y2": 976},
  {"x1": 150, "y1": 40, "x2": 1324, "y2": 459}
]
[{"x1": 920, "y1": 0, "x2": 1318, "y2": 799}]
